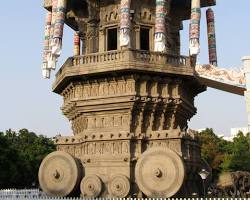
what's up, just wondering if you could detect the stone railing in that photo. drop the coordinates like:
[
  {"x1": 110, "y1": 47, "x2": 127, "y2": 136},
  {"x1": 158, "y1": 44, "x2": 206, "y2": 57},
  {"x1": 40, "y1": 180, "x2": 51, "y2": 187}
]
[
  {"x1": 53, "y1": 49, "x2": 192, "y2": 92},
  {"x1": 56, "y1": 49, "x2": 190, "y2": 77},
  {"x1": 73, "y1": 50, "x2": 125, "y2": 66},
  {"x1": 72, "y1": 50, "x2": 189, "y2": 67},
  {"x1": 131, "y1": 49, "x2": 188, "y2": 67}
]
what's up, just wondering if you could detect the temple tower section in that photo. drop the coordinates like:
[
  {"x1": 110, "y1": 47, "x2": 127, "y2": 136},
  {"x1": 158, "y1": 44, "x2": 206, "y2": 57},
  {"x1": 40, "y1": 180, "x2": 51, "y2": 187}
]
[{"x1": 39, "y1": 0, "x2": 216, "y2": 198}]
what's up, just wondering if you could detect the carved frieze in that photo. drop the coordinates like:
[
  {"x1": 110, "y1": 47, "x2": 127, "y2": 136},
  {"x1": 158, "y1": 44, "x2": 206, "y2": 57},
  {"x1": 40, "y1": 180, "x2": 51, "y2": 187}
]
[
  {"x1": 57, "y1": 140, "x2": 130, "y2": 159},
  {"x1": 72, "y1": 113, "x2": 130, "y2": 135},
  {"x1": 62, "y1": 77, "x2": 136, "y2": 102},
  {"x1": 61, "y1": 75, "x2": 197, "y2": 136}
]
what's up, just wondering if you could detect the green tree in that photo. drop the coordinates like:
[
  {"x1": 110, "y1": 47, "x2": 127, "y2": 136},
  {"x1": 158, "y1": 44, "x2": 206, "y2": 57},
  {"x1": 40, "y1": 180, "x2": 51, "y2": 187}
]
[
  {"x1": 198, "y1": 128, "x2": 230, "y2": 177},
  {"x1": 221, "y1": 132, "x2": 250, "y2": 172},
  {"x1": 0, "y1": 131, "x2": 21, "y2": 188},
  {"x1": 198, "y1": 129, "x2": 250, "y2": 181},
  {"x1": 0, "y1": 129, "x2": 56, "y2": 188}
]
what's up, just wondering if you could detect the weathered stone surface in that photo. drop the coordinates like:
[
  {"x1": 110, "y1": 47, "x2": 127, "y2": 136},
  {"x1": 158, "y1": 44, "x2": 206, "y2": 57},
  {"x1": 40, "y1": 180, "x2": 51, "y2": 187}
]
[
  {"x1": 135, "y1": 147, "x2": 185, "y2": 198},
  {"x1": 38, "y1": 151, "x2": 82, "y2": 197},
  {"x1": 39, "y1": 0, "x2": 212, "y2": 197},
  {"x1": 80, "y1": 175, "x2": 102, "y2": 198},
  {"x1": 108, "y1": 175, "x2": 131, "y2": 198}
]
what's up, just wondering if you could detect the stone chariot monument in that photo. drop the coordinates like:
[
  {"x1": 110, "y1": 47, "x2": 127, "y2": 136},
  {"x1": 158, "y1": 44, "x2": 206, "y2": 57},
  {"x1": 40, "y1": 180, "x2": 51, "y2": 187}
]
[{"x1": 39, "y1": 0, "x2": 216, "y2": 198}]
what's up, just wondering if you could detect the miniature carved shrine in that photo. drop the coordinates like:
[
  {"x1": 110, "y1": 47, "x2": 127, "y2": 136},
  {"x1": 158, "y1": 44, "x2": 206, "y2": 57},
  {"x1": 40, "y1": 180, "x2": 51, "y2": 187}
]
[{"x1": 39, "y1": 0, "x2": 216, "y2": 198}]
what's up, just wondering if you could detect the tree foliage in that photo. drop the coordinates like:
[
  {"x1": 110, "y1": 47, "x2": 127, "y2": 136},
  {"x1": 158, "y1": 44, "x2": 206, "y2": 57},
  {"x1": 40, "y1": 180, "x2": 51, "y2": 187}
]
[
  {"x1": 221, "y1": 132, "x2": 250, "y2": 172},
  {"x1": 198, "y1": 128, "x2": 250, "y2": 179},
  {"x1": 0, "y1": 129, "x2": 56, "y2": 189}
]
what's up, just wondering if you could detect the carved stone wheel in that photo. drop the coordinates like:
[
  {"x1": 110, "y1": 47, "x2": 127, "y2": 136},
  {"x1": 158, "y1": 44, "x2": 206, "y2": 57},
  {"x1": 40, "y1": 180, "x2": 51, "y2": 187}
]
[
  {"x1": 80, "y1": 175, "x2": 102, "y2": 198},
  {"x1": 38, "y1": 151, "x2": 81, "y2": 197},
  {"x1": 135, "y1": 147, "x2": 185, "y2": 197},
  {"x1": 108, "y1": 175, "x2": 130, "y2": 198}
]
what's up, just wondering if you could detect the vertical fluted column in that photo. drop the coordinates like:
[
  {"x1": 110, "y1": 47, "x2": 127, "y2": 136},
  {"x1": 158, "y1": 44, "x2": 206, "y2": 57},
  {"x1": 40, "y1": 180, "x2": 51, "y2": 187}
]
[
  {"x1": 42, "y1": 11, "x2": 52, "y2": 79},
  {"x1": 154, "y1": 0, "x2": 169, "y2": 52},
  {"x1": 206, "y1": 8, "x2": 217, "y2": 66},
  {"x1": 120, "y1": 0, "x2": 131, "y2": 47},
  {"x1": 189, "y1": 0, "x2": 201, "y2": 56}
]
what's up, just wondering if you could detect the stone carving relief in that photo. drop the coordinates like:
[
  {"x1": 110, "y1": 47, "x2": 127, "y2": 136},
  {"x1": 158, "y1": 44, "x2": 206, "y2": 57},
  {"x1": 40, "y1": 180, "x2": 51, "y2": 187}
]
[
  {"x1": 79, "y1": 78, "x2": 135, "y2": 99},
  {"x1": 72, "y1": 116, "x2": 88, "y2": 134},
  {"x1": 137, "y1": 8, "x2": 153, "y2": 23},
  {"x1": 57, "y1": 141, "x2": 130, "y2": 159},
  {"x1": 100, "y1": 4, "x2": 119, "y2": 24},
  {"x1": 104, "y1": 11, "x2": 119, "y2": 22},
  {"x1": 72, "y1": 113, "x2": 130, "y2": 135},
  {"x1": 130, "y1": 77, "x2": 196, "y2": 134},
  {"x1": 61, "y1": 75, "x2": 197, "y2": 136},
  {"x1": 61, "y1": 77, "x2": 136, "y2": 105}
]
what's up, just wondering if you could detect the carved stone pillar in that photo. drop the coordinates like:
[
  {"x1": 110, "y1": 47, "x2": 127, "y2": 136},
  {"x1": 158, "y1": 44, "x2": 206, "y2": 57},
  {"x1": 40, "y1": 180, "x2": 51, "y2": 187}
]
[
  {"x1": 85, "y1": 0, "x2": 99, "y2": 53},
  {"x1": 99, "y1": 28, "x2": 105, "y2": 52},
  {"x1": 87, "y1": 21, "x2": 99, "y2": 53},
  {"x1": 134, "y1": 25, "x2": 140, "y2": 50},
  {"x1": 80, "y1": 34, "x2": 87, "y2": 55},
  {"x1": 77, "y1": 19, "x2": 87, "y2": 55}
]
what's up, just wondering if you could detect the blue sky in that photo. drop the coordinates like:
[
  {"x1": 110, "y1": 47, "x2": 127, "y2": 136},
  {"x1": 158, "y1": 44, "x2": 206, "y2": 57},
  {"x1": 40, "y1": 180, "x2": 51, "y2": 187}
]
[{"x1": 0, "y1": 1, "x2": 249, "y2": 137}]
